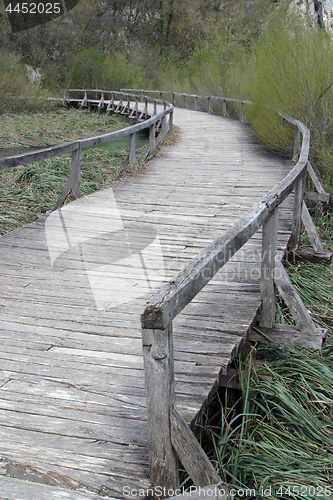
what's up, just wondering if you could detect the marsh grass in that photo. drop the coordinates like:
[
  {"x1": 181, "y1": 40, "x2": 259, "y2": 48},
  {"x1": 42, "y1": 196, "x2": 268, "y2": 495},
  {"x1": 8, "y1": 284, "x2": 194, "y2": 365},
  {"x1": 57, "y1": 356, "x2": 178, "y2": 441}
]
[
  {"x1": 195, "y1": 201, "x2": 333, "y2": 497},
  {"x1": 0, "y1": 108, "x2": 146, "y2": 234}
]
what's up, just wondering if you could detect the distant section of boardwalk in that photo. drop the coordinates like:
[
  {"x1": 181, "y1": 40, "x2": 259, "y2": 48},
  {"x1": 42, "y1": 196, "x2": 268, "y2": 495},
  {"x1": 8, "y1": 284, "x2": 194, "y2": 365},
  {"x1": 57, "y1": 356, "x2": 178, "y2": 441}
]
[{"x1": 0, "y1": 108, "x2": 294, "y2": 499}]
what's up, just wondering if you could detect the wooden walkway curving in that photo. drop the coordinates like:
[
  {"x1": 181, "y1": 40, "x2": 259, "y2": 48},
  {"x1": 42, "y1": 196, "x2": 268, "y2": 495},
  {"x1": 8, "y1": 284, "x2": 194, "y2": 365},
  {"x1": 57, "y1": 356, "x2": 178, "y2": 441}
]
[{"x1": 0, "y1": 107, "x2": 295, "y2": 499}]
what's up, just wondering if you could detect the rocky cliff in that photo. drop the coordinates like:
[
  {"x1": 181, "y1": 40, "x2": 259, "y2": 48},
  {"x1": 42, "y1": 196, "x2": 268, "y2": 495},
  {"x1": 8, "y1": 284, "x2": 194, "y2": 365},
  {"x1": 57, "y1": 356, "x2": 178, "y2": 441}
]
[{"x1": 292, "y1": 0, "x2": 333, "y2": 32}]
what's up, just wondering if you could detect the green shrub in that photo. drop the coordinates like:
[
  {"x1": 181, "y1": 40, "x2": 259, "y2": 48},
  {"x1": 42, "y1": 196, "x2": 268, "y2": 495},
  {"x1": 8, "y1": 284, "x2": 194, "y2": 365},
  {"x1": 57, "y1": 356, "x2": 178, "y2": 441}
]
[
  {"x1": 0, "y1": 52, "x2": 51, "y2": 114},
  {"x1": 243, "y1": 12, "x2": 333, "y2": 187}
]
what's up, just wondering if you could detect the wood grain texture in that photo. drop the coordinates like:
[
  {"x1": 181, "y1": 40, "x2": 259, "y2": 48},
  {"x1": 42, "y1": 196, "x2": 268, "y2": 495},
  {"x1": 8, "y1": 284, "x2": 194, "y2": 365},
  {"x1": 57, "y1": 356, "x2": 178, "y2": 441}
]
[{"x1": 0, "y1": 106, "x2": 295, "y2": 498}]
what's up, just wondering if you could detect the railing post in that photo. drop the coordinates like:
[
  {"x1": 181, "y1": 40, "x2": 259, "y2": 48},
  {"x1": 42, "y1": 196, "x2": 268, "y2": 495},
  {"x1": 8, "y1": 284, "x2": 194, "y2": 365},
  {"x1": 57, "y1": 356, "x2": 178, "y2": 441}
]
[
  {"x1": 129, "y1": 132, "x2": 136, "y2": 168},
  {"x1": 159, "y1": 91, "x2": 162, "y2": 100},
  {"x1": 161, "y1": 115, "x2": 167, "y2": 137},
  {"x1": 222, "y1": 99, "x2": 227, "y2": 117},
  {"x1": 293, "y1": 127, "x2": 301, "y2": 162},
  {"x1": 81, "y1": 90, "x2": 87, "y2": 108},
  {"x1": 149, "y1": 123, "x2": 156, "y2": 152},
  {"x1": 182, "y1": 94, "x2": 186, "y2": 109},
  {"x1": 289, "y1": 171, "x2": 306, "y2": 250},
  {"x1": 260, "y1": 208, "x2": 278, "y2": 328},
  {"x1": 240, "y1": 102, "x2": 244, "y2": 122},
  {"x1": 153, "y1": 100, "x2": 157, "y2": 115},
  {"x1": 169, "y1": 109, "x2": 173, "y2": 134},
  {"x1": 63, "y1": 89, "x2": 67, "y2": 105},
  {"x1": 195, "y1": 96, "x2": 199, "y2": 111},
  {"x1": 144, "y1": 97, "x2": 148, "y2": 119},
  {"x1": 98, "y1": 91, "x2": 104, "y2": 112},
  {"x1": 70, "y1": 147, "x2": 81, "y2": 198},
  {"x1": 107, "y1": 92, "x2": 115, "y2": 113},
  {"x1": 207, "y1": 97, "x2": 211, "y2": 113},
  {"x1": 141, "y1": 323, "x2": 179, "y2": 492},
  {"x1": 172, "y1": 93, "x2": 175, "y2": 106}
]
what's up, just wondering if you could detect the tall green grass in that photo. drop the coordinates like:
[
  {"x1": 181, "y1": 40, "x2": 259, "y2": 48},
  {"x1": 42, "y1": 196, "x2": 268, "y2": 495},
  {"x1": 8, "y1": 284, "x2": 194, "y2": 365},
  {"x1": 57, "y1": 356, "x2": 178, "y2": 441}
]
[
  {"x1": 0, "y1": 109, "x2": 145, "y2": 234},
  {"x1": 197, "y1": 202, "x2": 333, "y2": 497},
  {"x1": 242, "y1": 12, "x2": 333, "y2": 188}
]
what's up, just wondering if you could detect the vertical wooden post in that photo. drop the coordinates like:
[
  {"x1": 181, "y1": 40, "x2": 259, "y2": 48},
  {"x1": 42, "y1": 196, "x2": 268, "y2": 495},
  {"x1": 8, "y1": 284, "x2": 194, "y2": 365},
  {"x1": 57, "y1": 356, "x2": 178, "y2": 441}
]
[
  {"x1": 98, "y1": 91, "x2": 104, "y2": 112},
  {"x1": 240, "y1": 102, "x2": 244, "y2": 122},
  {"x1": 149, "y1": 123, "x2": 156, "y2": 152},
  {"x1": 169, "y1": 109, "x2": 174, "y2": 134},
  {"x1": 289, "y1": 173, "x2": 305, "y2": 250},
  {"x1": 71, "y1": 147, "x2": 81, "y2": 199},
  {"x1": 81, "y1": 91, "x2": 87, "y2": 108},
  {"x1": 222, "y1": 100, "x2": 227, "y2": 117},
  {"x1": 293, "y1": 127, "x2": 301, "y2": 162},
  {"x1": 195, "y1": 96, "x2": 199, "y2": 111},
  {"x1": 153, "y1": 100, "x2": 157, "y2": 115},
  {"x1": 159, "y1": 91, "x2": 163, "y2": 100},
  {"x1": 182, "y1": 94, "x2": 186, "y2": 108},
  {"x1": 144, "y1": 97, "x2": 148, "y2": 119},
  {"x1": 260, "y1": 208, "x2": 278, "y2": 328},
  {"x1": 161, "y1": 115, "x2": 166, "y2": 137},
  {"x1": 172, "y1": 93, "x2": 175, "y2": 106},
  {"x1": 207, "y1": 97, "x2": 211, "y2": 113},
  {"x1": 141, "y1": 323, "x2": 179, "y2": 491},
  {"x1": 129, "y1": 132, "x2": 136, "y2": 168}
]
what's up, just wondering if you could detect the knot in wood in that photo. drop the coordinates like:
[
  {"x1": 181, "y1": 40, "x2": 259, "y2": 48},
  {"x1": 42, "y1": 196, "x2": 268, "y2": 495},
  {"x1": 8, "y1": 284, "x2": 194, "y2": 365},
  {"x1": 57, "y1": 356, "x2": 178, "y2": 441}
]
[{"x1": 151, "y1": 345, "x2": 167, "y2": 361}]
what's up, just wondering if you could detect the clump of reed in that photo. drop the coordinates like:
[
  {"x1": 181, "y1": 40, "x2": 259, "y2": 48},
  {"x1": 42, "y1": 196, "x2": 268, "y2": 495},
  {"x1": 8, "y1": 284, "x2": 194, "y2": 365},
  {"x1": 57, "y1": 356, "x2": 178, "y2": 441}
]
[
  {"x1": 197, "y1": 201, "x2": 333, "y2": 497},
  {"x1": 0, "y1": 109, "x2": 146, "y2": 234}
]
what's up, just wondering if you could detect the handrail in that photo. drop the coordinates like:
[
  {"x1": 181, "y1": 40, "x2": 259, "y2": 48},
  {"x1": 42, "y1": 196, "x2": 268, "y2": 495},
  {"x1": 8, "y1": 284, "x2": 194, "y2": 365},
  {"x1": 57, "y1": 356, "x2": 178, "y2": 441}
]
[
  {"x1": 0, "y1": 89, "x2": 174, "y2": 211},
  {"x1": 141, "y1": 114, "x2": 310, "y2": 330},
  {"x1": 121, "y1": 88, "x2": 250, "y2": 120},
  {"x1": 139, "y1": 90, "x2": 329, "y2": 493}
]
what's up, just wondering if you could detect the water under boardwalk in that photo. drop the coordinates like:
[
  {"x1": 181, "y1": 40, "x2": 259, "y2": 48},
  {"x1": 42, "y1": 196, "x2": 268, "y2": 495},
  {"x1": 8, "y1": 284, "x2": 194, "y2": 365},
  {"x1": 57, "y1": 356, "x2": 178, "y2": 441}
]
[{"x1": 0, "y1": 107, "x2": 295, "y2": 499}]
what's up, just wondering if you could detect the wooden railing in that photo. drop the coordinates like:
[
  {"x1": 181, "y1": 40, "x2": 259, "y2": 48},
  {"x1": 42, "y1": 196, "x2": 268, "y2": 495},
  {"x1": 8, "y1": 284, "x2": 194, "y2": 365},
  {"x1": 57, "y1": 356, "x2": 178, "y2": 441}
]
[
  {"x1": 124, "y1": 90, "x2": 331, "y2": 494},
  {"x1": 1, "y1": 87, "x2": 330, "y2": 496},
  {"x1": 122, "y1": 88, "x2": 251, "y2": 122},
  {"x1": 0, "y1": 90, "x2": 173, "y2": 212}
]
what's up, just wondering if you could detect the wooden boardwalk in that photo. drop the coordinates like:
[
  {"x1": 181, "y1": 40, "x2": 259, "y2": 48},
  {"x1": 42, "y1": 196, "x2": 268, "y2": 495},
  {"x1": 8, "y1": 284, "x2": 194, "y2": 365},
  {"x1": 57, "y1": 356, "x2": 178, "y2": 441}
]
[{"x1": 0, "y1": 107, "x2": 295, "y2": 499}]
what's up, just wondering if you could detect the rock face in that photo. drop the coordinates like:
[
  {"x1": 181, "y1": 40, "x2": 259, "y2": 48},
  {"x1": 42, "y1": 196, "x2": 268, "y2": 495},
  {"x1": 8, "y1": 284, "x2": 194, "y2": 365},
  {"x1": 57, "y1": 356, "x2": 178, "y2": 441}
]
[{"x1": 292, "y1": 0, "x2": 333, "y2": 32}]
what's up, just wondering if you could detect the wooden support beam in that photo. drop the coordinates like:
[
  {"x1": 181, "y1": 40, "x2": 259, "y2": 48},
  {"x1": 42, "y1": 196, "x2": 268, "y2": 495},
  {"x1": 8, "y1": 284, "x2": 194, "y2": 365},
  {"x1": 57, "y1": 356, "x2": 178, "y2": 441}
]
[
  {"x1": 307, "y1": 161, "x2": 330, "y2": 201},
  {"x1": 285, "y1": 248, "x2": 332, "y2": 265},
  {"x1": 142, "y1": 325, "x2": 179, "y2": 491},
  {"x1": 274, "y1": 257, "x2": 317, "y2": 334},
  {"x1": 170, "y1": 406, "x2": 224, "y2": 488},
  {"x1": 293, "y1": 126, "x2": 301, "y2": 162},
  {"x1": 301, "y1": 201, "x2": 324, "y2": 254},
  {"x1": 306, "y1": 191, "x2": 330, "y2": 203},
  {"x1": 289, "y1": 172, "x2": 305, "y2": 250},
  {"x1": 260, "y1": 208, "x2": 278, "y2": 328},
  {"x1": 249, "y1": 324, "x2": 327, "y2": 350},
  {"x1": 128, "y1": 132, "x2": 136, "y2": 168}
]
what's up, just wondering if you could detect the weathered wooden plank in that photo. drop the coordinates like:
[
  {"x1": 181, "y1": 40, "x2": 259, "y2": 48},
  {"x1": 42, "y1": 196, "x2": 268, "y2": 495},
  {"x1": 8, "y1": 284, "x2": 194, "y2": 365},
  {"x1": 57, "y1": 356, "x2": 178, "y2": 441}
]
[
  {"x1": 170, "y1": 406, "x2": 223, "y2": 487},
  {"x1": 285, "y1": 248, "x2": 332, "y2": 265},
  {"x1": 260, "y1": 208, "x2": 278, "y2": 328},
  {"x1": 301, "y1": 201, "x2": 324, "y2": 254},
  {"x1": 249, "y1": 324, "x2": 327, "y2": 349},
  {"x1": 274, "y1": 257, "x2": 317, "y2": 334},
  {"x1": 0, "y1": 476, "x2": 110, "y2": 500},
  {"x1": 141, "y1": 324, "x2": 179, "y2": 489}
]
